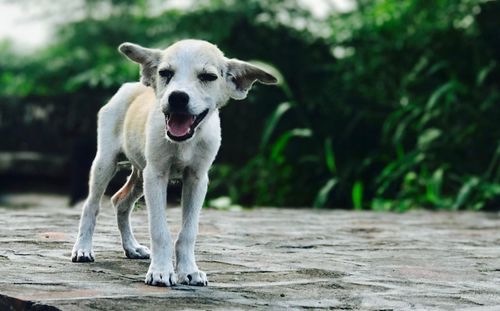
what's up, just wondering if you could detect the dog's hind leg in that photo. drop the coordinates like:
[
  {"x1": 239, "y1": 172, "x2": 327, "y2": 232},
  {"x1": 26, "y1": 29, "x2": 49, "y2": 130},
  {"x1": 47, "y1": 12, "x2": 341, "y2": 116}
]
[
  {"x1": 111, "y1": 167, "x2": 150, "y2": 259},
  {"x1": 71, "y1": 148, "x2": 118, "y2": 262},
  {"x1": 70, "y1": 83, "x2": 143, "y2": 262}
]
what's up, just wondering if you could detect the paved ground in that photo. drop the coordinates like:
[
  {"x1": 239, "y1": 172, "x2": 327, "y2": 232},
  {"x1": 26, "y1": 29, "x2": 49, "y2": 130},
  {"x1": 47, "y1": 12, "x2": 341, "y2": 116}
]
[{"x1": 1, "y1": 195, "x2": 500, "y2": 310}]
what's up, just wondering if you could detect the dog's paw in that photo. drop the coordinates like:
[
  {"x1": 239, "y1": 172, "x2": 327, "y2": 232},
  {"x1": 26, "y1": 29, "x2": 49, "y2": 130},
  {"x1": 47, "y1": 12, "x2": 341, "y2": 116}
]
[
  {"x1": 145, "y1": 266, "x2": 177, "y2": 287},
  {"x1": 177, "y1": 270, "x2": 208, "y2": 286},
  {"x1": 124, "y1": 244, "x2": 150, "y2": 259},
  {"x1": 71, "y1": 248, "x2": 95, "y2": 262}
]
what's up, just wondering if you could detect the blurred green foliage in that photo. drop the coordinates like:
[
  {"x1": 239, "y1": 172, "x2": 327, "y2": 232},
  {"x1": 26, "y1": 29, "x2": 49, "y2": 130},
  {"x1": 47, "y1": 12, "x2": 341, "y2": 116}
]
[{"x1": 0, "y1": 0, "x2": 499, "y2": 210}]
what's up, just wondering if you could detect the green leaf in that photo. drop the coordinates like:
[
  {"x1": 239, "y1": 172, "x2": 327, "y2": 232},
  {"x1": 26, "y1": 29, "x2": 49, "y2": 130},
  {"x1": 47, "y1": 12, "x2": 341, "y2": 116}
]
[
  {"x1": 426, "y1": 168, "x2": 444, "y2": 206},
  {"x1": 417, "y1": 128, "x2": 441, "y2": 150},
  {"x1": 452, "y1": 177, "x2": 479, "y2": 210},
  {"x1": 260, "y1": 102, "x2": 292, "y2": 150},
  {"x1": 352, "y1": 181, "x2": 364, "y2": 210},
  {"x1": 426, "y1": 82, "x2": 455, "y2": 111},
  {"x1": 376, "y1": 151, "x2": 425, "y2": 196},
  {"x1": 324, "y1": 138, "x2": 336, "y2": 174},
  {"x1": 476, "y1": 61, "x2": 496, "y2": 86},
  {"x1": 270, "y1": 128, "x2": 312, "y2": 164},
  {"x1": 371, "y1": 198, "x2": 392, "y2": 212},
  {"x1": 314, "y1": 178, "x2": 338, "y2": 208}
]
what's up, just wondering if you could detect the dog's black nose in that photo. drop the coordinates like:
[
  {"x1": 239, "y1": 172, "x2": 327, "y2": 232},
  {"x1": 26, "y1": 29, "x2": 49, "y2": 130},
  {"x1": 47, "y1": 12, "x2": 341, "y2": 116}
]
[{"x1": 168, "y1": 91, "x2": 190, "y2": 112}]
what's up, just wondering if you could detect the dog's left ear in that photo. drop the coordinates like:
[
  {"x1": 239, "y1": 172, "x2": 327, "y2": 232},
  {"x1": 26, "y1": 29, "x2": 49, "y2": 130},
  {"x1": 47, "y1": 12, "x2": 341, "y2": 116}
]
[
  {"x1": 119, "y1": 42, "x2": 161, "y2": 87},
  {"x1": 225, "y1": 59, "x2": 278, "y2": 100}
]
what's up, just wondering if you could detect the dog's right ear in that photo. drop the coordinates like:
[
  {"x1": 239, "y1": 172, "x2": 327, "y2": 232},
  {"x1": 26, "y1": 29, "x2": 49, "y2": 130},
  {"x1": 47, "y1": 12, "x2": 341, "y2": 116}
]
[{"x1": 119, "y1": 42, "x2": 161, "y2": 87}]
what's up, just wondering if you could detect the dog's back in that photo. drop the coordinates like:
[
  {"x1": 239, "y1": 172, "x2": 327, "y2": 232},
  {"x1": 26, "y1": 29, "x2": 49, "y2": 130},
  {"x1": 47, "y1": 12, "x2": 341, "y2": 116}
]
[
  {"x1": 97, "y1": 82, "x2": 151, "y2": 168},
  {"x1": 123, "y1": 86, "x2": 155, "y2": 169}
]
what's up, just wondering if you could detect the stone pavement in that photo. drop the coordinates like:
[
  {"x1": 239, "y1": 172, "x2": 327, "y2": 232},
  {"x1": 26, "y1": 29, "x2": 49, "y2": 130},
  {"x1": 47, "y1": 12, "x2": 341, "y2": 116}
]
[{"x1": 1, "y1": 197, "x2": 500, "y2": 310}]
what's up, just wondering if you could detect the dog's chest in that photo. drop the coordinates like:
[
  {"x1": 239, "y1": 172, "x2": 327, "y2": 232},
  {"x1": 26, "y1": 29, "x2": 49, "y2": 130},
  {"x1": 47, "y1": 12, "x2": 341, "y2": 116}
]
[
  {"x1": 167, "y1": 146, "x2": 195, "y2": 179},
  {"x1": 169, "y1": 159, "x2": 188, "y2": 179}
]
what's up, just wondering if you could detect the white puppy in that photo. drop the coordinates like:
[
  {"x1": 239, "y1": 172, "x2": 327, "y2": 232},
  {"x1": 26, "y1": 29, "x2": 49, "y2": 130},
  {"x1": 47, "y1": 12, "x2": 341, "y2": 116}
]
[{"x1": 71, "y1": 39, "x2": 277, "y2": 286}]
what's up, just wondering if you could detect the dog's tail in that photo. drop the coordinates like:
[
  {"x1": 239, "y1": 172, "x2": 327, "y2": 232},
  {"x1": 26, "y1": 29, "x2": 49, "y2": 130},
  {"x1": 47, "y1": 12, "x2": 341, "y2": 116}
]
[{"x1": 111, "y1": 166, "x2": 141, "y2": 207}]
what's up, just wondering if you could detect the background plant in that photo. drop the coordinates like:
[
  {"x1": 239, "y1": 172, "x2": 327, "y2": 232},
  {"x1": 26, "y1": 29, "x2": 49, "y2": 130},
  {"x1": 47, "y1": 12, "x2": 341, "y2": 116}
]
[{"x1": 0, "y1": 0, "x2": 498, "y2": 210}]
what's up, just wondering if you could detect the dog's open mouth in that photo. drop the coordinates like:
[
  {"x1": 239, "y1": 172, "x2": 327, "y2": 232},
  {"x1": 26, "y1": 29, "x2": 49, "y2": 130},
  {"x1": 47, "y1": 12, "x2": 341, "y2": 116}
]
[{"x1": 165, "y1": 109, "x2": 209, "y2": 142}]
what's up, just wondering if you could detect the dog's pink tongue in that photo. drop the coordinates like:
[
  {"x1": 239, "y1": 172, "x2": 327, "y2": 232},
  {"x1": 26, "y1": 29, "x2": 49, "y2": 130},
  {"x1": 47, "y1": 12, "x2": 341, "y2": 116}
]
[{"x1": 167, "y1": 114, "x2": 194, "y2": 137}]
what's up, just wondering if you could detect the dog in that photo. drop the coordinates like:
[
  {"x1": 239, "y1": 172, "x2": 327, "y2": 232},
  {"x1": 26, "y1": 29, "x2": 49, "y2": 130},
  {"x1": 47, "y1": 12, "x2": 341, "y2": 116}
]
[{"x1": 71, "y1": 39, "x2": 277, "y2": 287}]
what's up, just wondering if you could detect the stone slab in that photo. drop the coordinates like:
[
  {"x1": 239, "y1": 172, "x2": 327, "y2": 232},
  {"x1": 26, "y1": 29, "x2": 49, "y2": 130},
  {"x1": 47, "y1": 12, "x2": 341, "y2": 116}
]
[{"x1": 1, "y1": 197, "x2": 500, "y2": 310}]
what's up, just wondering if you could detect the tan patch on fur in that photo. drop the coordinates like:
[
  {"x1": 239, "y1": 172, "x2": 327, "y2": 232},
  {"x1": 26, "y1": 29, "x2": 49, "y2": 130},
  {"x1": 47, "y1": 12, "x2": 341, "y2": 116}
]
[
  {"x1": 121, "y1": 87, "x2": 155, "y2": 167},
  {"x1": 112, "y1": 85, "x2": 150, "y2": 137}
]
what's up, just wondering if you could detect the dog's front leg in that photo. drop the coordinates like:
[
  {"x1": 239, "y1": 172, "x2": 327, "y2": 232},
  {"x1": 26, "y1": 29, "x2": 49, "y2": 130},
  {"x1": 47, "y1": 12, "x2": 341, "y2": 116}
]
[
  {"x1": 175, "y1": 170, "x2": 209, "y2": 286},
  {"x1": 143, "y1": 166, "x2": 176, "y2": 286}
]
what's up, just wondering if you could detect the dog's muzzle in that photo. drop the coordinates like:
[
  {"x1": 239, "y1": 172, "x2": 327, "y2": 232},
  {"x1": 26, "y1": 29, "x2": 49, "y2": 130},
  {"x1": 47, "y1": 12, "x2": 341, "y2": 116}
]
[{"x1": 165, "y1": 109, "x2": 209, "y2": 142}]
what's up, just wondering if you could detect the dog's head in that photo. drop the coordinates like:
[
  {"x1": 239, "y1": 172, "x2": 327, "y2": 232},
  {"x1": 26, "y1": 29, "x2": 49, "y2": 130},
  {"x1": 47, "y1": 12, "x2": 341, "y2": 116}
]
[{"x1": 118, "y1": 39, "x2": 277, "y2": 142}]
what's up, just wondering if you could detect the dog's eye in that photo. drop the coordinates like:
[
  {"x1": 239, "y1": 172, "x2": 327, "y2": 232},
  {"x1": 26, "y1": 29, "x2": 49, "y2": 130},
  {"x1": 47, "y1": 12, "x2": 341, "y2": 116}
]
[
  {"x1": 198, "y1": 73, "x2": 218, "y2": 82},
  {"x1": 159, "y1": 69, "x2": 174, "y2": 81}
]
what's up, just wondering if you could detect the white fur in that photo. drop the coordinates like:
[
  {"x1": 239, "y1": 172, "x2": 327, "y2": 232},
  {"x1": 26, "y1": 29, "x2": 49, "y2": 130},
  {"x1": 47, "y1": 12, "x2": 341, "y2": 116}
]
[{"x1": 71, "y1": 39, "x2": 277, "y2": 287}]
